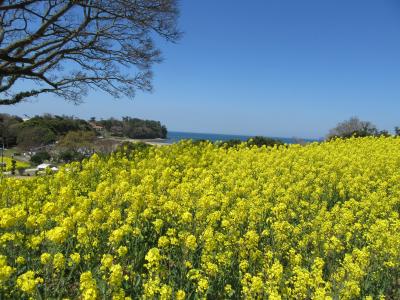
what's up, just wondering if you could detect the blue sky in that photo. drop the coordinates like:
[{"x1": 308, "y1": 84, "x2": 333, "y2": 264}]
[{"x1": 3, "y1": 0, "x2": 400, "y2": 139}]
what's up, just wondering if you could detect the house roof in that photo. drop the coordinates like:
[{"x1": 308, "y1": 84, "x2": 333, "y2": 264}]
[{"x1": 89, "y1": 122, "x2": 105, "y2": 130}]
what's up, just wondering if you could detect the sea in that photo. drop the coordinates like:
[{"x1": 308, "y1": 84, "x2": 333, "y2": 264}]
[{"x1": 166, "y1": 131, "x2": 318, "y2": 144}]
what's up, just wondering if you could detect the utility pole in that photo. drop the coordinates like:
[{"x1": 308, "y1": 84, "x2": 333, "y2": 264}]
[
  {"x1": 0, "y1": 119, "x2": 4, "y2": 179},
  {"x1": 0, "y1": 119, "x2": 6, "y2": 176},
  {"x1": 1, "y1": 136, "x2": 4, "y2": 176}
]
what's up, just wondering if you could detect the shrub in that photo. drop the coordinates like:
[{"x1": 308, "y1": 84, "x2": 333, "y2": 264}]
[
  {"x1": 247, "y1": 136, "x2": 284, "y2": 147},
  {"x1": 30, "y1": 151, "x2": 51, "y2": 165}
]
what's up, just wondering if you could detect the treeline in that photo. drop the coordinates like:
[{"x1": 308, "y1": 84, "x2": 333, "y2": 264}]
[
  {"x1": 0, "y1": 114, "x2": 168, "y2": 151},
  {"x1": 19, "y1": 115, "x2": 94, "y2": 150},
  {"x1": 96, "y1": 117, "x2": 167, "y2": 139},
  {"x1": 0, "y1": 114, "x2": 22, "y2": 147},
  {"x1": 0, "y1": 114, "x2": 94, "y2": 150},
  {"x1": 326, "y1": 117, "x2": 400, "y2": 140}
]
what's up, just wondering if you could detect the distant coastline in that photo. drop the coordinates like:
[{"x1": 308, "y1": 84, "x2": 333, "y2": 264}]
[
  {"x1": 166, "y1": 131, "x2": 319, "y2": 144},
  {"x1": 115, "y1": 131, "x2": 319, "y2": 147}
]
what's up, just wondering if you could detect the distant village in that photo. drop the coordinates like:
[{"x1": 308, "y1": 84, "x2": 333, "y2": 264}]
[{"x1": 0, "y1": 114, "x2": 168, "y2": 177}]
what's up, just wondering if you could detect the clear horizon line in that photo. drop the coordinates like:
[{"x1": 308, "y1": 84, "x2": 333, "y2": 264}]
[{"x1": 168, "y1": 129, "x2": 322, "y2": 141}]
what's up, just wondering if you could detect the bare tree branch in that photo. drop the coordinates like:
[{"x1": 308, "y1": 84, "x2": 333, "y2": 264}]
[
  {"x1": 0, "y1": 0, "x2": 37, "y2": 11},
  {"x1": 0, "y1": 88, "x2": 54, "y2": 105},
  {"x1": 0, "y1": 0, "x2": 180, "y2": 105}
]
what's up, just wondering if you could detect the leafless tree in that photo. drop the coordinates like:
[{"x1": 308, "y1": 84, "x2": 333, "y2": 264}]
[
  {"x1": 326, "y1": 117, "x2": 378, "y2": 140},
  {"x1": 0, "y1": 0, "x2": 180, "y2": 105}
]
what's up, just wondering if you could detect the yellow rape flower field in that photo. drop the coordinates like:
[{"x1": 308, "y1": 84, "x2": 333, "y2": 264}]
[
  {"x1": 1, "y1": 137, "x2": 400, "y2": 299},
  {"x1": 1, "y1": 157, "x2": 30, "y2": 172}
]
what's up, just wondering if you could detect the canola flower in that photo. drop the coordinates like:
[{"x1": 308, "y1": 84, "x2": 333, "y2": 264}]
[
  {"x1": 1, "y1": 137, "x2": 400, "y2": 299},
  {"x1": 1, "y1": 157, "x2": 30, "y2": 172},
  {"x1": 16, "y1": 271, "x2": 43, "y2": 295}
]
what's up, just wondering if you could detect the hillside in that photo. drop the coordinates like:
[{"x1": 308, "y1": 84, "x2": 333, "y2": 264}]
[{"x1": 0, "y1": 114, "x2": 168, "y2": 151}]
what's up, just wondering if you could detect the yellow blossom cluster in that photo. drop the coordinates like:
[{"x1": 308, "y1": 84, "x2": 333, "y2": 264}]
[{"x1": 1, "y1": 137, "x2": 400, "y2": 298}]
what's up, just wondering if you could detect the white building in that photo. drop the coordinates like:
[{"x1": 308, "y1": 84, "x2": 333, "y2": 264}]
[{"x1": 37, "y1": 163, "x2": 55, "y2": 170}]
